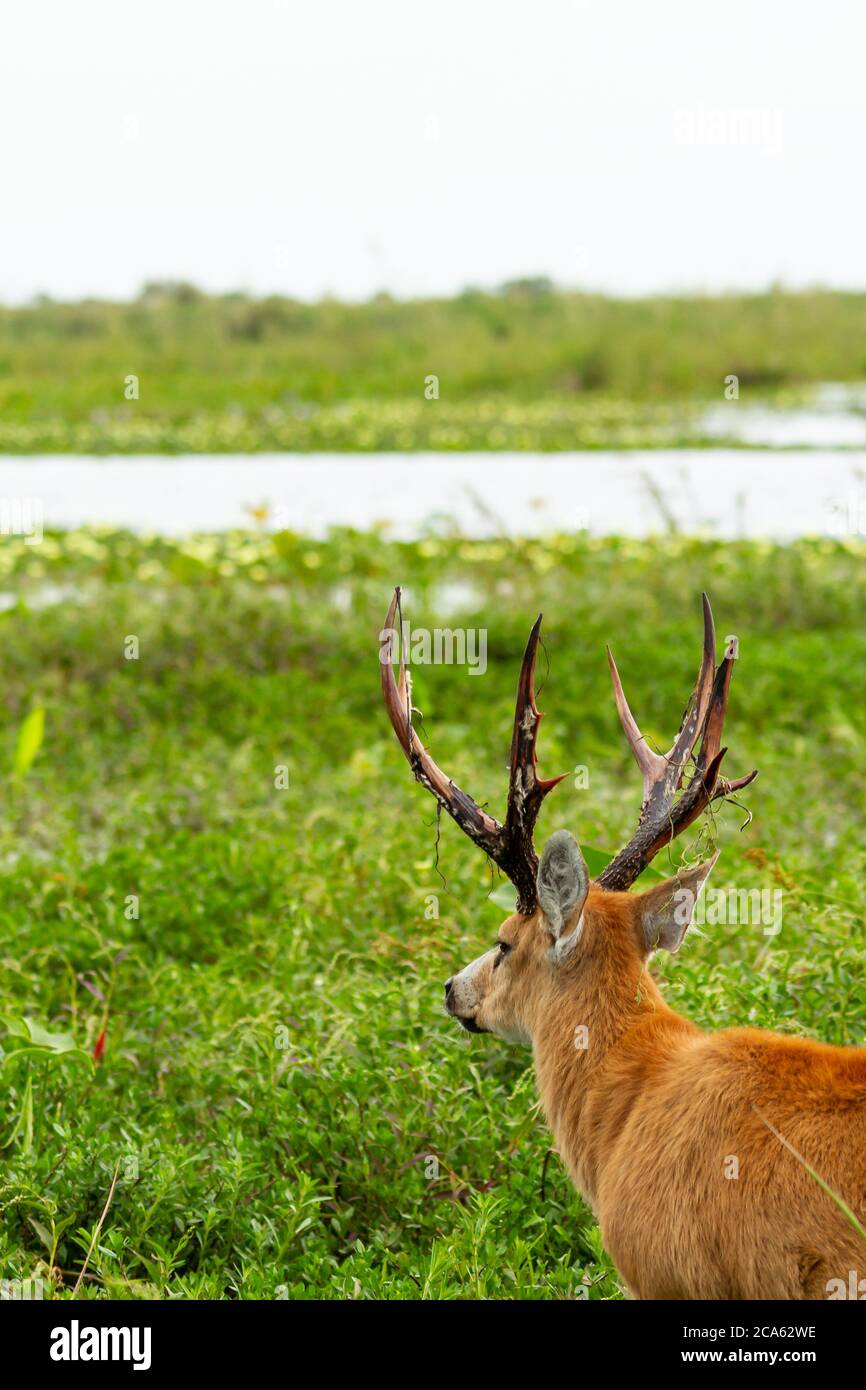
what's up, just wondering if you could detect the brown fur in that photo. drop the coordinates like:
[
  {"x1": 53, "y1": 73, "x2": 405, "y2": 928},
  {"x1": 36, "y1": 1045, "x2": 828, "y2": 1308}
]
[{"x1": 448, "y1": 884, "x2": 866, "y2": 1300}]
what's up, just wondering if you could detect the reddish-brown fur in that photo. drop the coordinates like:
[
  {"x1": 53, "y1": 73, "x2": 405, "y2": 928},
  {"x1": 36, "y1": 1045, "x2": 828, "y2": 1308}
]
[{"x1": 455, "y1": 885, "x2": 866, "y2": 1300}]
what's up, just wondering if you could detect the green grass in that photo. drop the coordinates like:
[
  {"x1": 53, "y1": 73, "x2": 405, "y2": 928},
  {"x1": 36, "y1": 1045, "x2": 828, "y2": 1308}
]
[
  {"x1": 1, "y1": 283, "x2": 865, "y2": 451},
  {"x1": 1, "y1": 526, "x2": 865, "y2": 1298}
]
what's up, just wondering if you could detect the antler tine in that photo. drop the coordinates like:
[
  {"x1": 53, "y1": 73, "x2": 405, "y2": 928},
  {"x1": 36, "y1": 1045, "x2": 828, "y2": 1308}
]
[
  {"x1": 380, "y1": 588, "x2": 503, "y2": 858},
  {"x1": 502, "y1": 615, "x2": 570, "y2": 912},
  {"x1": 598, "y1": 598, "x2": 757, "y2": 892},
  {"x1": 688, "y1": 631, "x2": 758, "y2": 801},
  {"x1": 606, "y1": 593, "x2": 717, "y2": 826},
  {"x1": 695, "y1": 631, "x2": 736, "y2": 774},
  {"x1": 606, "y1": 644, "x2": 668, "y2": 803},
  {"x1": 667, "y1": 592, "x2": 717, "y2": 786},
  {"x1": 380, "y1": 590, "x2": 566, "y2": 915}
]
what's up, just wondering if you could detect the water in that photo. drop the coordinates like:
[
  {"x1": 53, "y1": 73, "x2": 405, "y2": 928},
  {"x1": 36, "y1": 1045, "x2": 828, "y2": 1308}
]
[
  {"x1": 698, "y1": 384, "x2": 866, "y2": 448},
  {"x1": 1, "y1": 451, "x2": 865, "y2": 539},
  {"x1": 699, "y1": 405, "x2": 866, "y2": 448}
]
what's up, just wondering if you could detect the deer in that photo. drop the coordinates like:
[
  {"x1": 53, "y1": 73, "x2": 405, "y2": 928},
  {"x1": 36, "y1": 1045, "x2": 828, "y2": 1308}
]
[{"x1": 380, "y1": 588, "x2": 866, "y2": 1300}]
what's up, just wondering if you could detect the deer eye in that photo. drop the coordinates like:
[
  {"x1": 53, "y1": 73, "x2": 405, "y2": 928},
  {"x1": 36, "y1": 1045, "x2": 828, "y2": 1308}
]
[{"x1": 493, "y1": 940, "x2": 512, "y2": 968}]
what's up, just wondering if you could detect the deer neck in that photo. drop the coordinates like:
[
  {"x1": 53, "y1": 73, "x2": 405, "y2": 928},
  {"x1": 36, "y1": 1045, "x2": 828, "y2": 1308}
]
[{"x1": 529, "y1": 934, "x2": 692, "y2": 1207}]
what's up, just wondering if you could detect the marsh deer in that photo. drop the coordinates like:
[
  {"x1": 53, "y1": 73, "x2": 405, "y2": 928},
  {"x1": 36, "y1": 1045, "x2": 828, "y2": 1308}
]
[{"x1": 380, "y1": 589, "x2": 866, "y2": 1300}]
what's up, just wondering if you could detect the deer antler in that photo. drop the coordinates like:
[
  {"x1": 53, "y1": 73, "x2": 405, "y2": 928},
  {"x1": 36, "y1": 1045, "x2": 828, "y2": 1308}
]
[
  {"x1": 597, "y1": 593, "x2": 757, "y2": 891},
  {"x1": 380, "y1": 587, "x2": 567, "y2": 914}
]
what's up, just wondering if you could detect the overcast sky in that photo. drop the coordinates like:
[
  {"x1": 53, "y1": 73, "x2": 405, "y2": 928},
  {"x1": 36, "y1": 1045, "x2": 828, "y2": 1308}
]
[{"x1": 2, "y1": 1, "x2": 864, "y2": 303}]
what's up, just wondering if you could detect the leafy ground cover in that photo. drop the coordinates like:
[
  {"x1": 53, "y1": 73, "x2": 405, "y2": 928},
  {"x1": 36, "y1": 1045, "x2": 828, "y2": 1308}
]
[{"x1": 1, "y1": 526, "x2": 864, "y2": 1297}]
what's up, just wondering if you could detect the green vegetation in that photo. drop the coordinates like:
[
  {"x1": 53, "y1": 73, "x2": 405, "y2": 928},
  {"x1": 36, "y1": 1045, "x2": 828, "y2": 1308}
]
[
  {"x1": 1, "y1": 525, "x2": 865, "y2": 1298},
  {"x1": 1, "y1": 283, "x2": 865, "y2": 451}
]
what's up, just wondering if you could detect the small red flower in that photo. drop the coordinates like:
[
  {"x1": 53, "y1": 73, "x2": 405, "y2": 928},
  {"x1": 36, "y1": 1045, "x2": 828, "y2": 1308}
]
[{"x1": 93, "y1": 1029, "x2": 107, "y2": 1063}]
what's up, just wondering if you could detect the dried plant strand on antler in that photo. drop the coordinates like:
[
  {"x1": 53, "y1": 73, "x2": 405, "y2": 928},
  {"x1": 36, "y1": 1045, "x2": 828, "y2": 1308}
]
[
  {"x1": 380, "y1": 588, "x2": 567, "y2": 913},
  {"x1": 597, "y1": 594, "x2": 757, "y2": 891}
]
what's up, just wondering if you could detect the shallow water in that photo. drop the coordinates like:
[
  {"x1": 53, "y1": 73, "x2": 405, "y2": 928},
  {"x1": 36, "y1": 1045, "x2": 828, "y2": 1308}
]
[
  {"x1": 1, "y1": 451, "x2": 865, "y2": 539},
  {"x1": 699, "y1": 404, "x2": 866, "y2": 448},
  {"x1": 698, "y1": 384, "x2": 866, "y2": 448}
]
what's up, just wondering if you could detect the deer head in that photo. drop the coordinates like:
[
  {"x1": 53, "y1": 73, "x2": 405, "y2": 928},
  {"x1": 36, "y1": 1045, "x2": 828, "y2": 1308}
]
[{"x1": 380, "y1": 588, "x2": 756, "y2": 1046}]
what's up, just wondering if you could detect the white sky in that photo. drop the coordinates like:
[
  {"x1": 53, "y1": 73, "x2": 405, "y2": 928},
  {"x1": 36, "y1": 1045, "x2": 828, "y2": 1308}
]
[{"x1": 2, "y1": 0, "x2": 864, "y2": 303}]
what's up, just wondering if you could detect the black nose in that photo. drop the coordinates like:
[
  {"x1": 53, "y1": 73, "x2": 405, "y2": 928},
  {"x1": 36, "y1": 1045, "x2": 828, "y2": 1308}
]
[{"x1": 444, "y1": 978, "x2": 453, "y2": 996}]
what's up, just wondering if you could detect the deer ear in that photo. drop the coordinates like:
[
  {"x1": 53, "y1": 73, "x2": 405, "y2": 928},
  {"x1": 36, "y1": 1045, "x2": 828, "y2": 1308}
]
[
  {"x1": 536, "y1": 830, "x2": 590, "y2": 947},
  {"x1": 638, "y1": 852, "x2": 719, "y2": 955}
]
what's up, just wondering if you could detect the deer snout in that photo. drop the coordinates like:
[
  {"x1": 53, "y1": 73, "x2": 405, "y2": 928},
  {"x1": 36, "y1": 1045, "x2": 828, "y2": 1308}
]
[{"x1": 444, "y1": 977, "x2": 455, "y2": 1011}]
